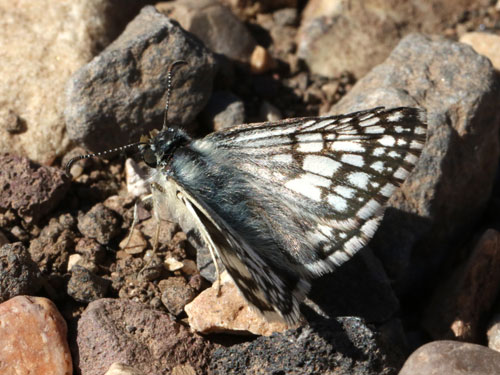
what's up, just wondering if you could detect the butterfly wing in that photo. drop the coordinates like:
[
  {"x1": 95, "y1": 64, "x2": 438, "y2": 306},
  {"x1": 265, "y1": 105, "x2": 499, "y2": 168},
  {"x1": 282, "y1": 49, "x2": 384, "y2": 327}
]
[{"x1": 194, "y1": 107, "x2": 427, "y2": 277}]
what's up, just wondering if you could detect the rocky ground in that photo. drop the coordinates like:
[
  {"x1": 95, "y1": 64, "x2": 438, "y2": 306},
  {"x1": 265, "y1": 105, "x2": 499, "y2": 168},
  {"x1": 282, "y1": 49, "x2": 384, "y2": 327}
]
[{"x1": 1, "y1": 1, "x2": 500, "y2": 374}]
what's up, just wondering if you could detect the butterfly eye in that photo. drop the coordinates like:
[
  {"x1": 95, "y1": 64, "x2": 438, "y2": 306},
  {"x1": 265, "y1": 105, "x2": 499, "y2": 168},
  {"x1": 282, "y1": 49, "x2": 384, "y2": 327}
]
[{"x1": 143, "y1": 148, "x2": 157, "y2": 168}]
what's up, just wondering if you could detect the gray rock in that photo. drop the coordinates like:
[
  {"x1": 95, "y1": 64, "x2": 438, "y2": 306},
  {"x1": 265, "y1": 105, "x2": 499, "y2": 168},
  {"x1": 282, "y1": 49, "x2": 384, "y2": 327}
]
[
  {"x1": 399, "y1": 341, "x2": 500, "y2": 375},
  {"x1": 332, "y1": 33, "x2": 500, "y2": 294},
  {"x1": 77, "y1": 298, "x2": 214, "y2": 375},
  {"x1": 0, "y1": 242, "x2": 41, "y2": 303},
  {"x1": 158, "y1": 0, "x2": 257, "y2": 63},
  {"x1": 297, "y1": 0, "x2": 490, "y2": 78},
  {"x1": 65, "y1": 6, "x2": 217, "y2": 153}
]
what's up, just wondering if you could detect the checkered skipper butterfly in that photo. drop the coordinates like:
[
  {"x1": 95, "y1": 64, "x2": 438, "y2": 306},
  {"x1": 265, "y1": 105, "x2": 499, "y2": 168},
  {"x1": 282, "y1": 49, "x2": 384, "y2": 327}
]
[{"x1": 67, "y1": 62, "x2": 427, "y2": 324}]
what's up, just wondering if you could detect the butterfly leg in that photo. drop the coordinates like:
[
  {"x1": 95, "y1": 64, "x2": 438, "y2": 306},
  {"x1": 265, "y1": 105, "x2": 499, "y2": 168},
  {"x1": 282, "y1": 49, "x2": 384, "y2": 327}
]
[
  {"x1": 123, "y1": 194, "x2": 153, "y2": 251},
  {"x1": 177, "y1": 191, "x2": 223, "y2": 296}
]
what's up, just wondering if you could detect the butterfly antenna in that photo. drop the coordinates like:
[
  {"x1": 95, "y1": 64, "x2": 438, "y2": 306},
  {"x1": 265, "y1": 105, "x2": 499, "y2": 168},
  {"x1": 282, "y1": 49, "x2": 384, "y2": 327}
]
[
  {"x1": 65, "y1": 142, "x2": 144, "y2": 176},
  {"x1": 162, "y1": 60, "x2": 188, "y2": 131}
]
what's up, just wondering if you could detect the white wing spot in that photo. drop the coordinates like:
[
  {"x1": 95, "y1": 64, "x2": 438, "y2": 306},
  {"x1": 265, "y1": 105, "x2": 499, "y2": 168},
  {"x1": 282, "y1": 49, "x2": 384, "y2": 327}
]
[
  {"x1": 388, "y1": 151, "x2": 400, "y2": 158},
  {"x1": 297, "y1": 133, "x2": 323, "y2": 143},
  {"x1": 404, "y1": 153, "x2": 418, "y2": 164},
  {"x1": 393, "y1": 167, "x2": 408, "y2": 180},
  {"x1": 361, "y1": 217, "x2": 381, "y2": 237},
  {"x1": 359, "y1": 112, "x2": 376, "y2": 121},
  {"x1": 359, "y1": 117, "x2": 380, "y2": 126},
  {"x1": 285, "y1": 177, "x2": 322, "y2": 201},
  {"x1": 380, "y1": 182, "x2": 396, "y2": 197},
  {"x1": 370, "y1": 161, "x2": 384, "y2": 173},
  {"x1": 373, "y1": 147, "x2": 385, "y2": 156},
  {"x1": 328, "y1": 251, "x2": 350, "y2": 266},
  {"x1": 397, "y1": 138, "x2": 407, "y2": 146},
  {"x1": 297, "y1": 133, "x2": 324, "y2": 152},
  {"x1": 415, "y1": 126, "x2": 426, "y2": 135},
  {"x1": 318, "y1": 224, "x2": 333, "y2": 238},
  {"x1": 387, "y1": 111, "x2": 403, "y2": 122},
  {"x1": 364, "y1": 126, "x2": 386, "y2": 134},
  {"x1": 339, "y1": 117, "x2": 353, "y2": 123},
  {"x1": 328, "y1": 218, "x2": 358, "y2": 231},
  {"x1": 334, "y1": 185, "x2": 356, "y2": 199},
  {"x1": 341, "y1": 154, "x2": 364, "y2": 167},
  {"x1": 344, "y1": 236, "x2": 365, "y2": 256},
  {"x1": 328, "y1": 194, "x2": 348, "y2": 212},
  {"x1": 410, "y1": 140, "x2": 423, "y2": 149},
  {"x1": 378, "y1": 135, "x2": 396, "y2": 147},
  {"x1": 347, "y1": 171, "x2": 370, "y2": 190},
  {"x1": 331, "y1": 141, "x2": 365, "y2": 153},
  {"x1": 357, "y1": 199, "x2": 381, "y2": 220},
  {"x1": 303, "y1": 155, "x2": 341, "y2": 177},
  {"x1": 394, "y1": 126, "x2": 405, "y2": 133}
]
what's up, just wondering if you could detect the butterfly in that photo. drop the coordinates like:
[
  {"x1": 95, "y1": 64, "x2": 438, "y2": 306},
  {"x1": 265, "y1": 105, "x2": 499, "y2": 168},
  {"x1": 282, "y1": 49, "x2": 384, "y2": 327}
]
[{"x1": 67, "y1": 62, "x2": 427, "y2": 324}]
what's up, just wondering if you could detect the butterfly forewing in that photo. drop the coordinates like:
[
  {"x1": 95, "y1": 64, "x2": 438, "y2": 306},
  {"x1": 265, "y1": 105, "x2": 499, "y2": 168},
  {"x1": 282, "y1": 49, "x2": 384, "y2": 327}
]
[{"x1": 196, "y1": 107, "x2": 426, "y2": 277}]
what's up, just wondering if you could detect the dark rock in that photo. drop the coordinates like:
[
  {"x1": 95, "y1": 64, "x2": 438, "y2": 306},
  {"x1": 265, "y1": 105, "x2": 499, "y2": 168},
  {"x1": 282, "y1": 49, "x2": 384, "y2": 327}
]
[
  {"x1": 210, "y1": 316, "x2": 405, "y2": 375},
  {"x1": 75, "y1": 237, "x2": 106, "y2": 264},
  {"x1": 137, "y1": 252, "x2": 164, "y2": 282},
  {"x1": 200, "y1": 90, "x2": 245, "y2": 131},
  {"x1": 0, "y1": 242, "x2": 41, "y2": 303},
  {"x1": 77, "y1": 203, "x2": 121, "y2": 245},
  {"x1": 399, "y1": 340, "x2": 500, "y2": 375},
  {"x1": 422, "y1": 229, "x2": 500, "y2": 342},
  {"x1": 159, "y1": 276, "x2": 196, "y2": 316},
  {"x1": 76, "y1": 298, "x2": 214, "y2": 375},
  {"x1": 0, "y1": 230, "x2": 8, "y2": 247},
  {"x1": 158, "y1": 0, "x2": 257, "y2": 63},
  {"x1": 29, "y1": 218, "x2": 74, "y2": 274},
  {"x1": 332, "y1": 33, "x2": 500, "y2": 294},
  {"x1": 67, "y1": 265, "x2": 110, "y2": 303},
  {"x1": 65, "y1": 6, "x2": 217, "y2": 153},
  {"x1": 0, "y1": 154, "x2": 69, "y2": 224}
]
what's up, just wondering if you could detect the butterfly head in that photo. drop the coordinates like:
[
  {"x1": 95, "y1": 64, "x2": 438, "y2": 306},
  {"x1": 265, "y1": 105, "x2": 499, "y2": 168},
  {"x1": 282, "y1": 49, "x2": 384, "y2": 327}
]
[{"x1": 140, "y1": 127, "x2": 190, "y2": 169}]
